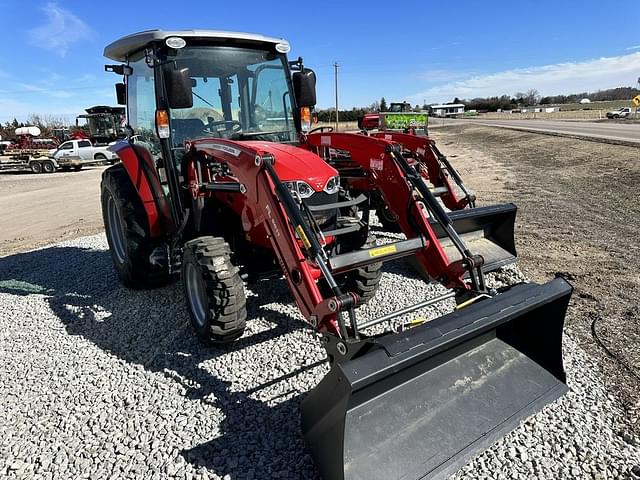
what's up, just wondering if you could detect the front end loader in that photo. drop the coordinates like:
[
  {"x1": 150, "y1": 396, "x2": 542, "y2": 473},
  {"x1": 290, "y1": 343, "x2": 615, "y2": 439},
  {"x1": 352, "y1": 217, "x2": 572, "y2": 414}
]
[{"x1": 101, "y1": 29, "x2": 572, "y2": 480}]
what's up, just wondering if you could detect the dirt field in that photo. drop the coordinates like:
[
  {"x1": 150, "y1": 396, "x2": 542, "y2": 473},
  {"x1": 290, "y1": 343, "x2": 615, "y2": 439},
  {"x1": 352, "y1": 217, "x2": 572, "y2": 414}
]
[
  {"x1": 430, "y1": 125, "x2": 640, "y2": 432},
  {"x1": 0, "y1": 166, "x2": 106, "y2": 256}
]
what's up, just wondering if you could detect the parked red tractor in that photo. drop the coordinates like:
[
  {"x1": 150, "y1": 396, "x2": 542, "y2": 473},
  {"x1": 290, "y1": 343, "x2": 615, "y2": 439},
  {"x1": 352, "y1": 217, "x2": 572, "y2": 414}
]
[{"x1": 102, "y1": 30, "x2": 572, "y2": 480}]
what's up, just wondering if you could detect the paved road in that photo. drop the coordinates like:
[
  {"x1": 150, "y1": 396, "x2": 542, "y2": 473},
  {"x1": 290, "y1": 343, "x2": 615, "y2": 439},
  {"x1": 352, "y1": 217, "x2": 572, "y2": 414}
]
[{"x1": 430, "y1": 118, "x2": 640, "y2": 144}]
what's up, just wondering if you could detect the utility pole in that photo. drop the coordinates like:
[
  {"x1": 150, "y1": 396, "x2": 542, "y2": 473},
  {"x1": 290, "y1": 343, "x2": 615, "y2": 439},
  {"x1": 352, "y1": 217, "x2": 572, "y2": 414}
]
[
  {"x1": 334, "y1": 62, "x2": 339, "y2": 131},
  {"x1": 635, "y1": 76, "x2": 640, "y2": 121}
]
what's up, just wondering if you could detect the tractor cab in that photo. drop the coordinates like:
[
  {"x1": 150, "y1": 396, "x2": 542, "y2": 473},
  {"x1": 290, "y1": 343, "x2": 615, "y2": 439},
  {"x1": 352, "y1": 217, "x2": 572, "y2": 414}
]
[{"x1": 105, "y1": 30, "x2": 315, "y2": 159}]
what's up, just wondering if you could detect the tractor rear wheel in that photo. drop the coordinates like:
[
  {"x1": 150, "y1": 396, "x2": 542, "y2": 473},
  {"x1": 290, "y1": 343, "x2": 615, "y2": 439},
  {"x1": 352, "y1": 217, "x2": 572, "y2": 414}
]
[
  {"x1": 101, "y1": 164, "x2": 171, "y2": 288},
  {"x1": 182, "y1": 236, "x2": 247, "y2": 343}
]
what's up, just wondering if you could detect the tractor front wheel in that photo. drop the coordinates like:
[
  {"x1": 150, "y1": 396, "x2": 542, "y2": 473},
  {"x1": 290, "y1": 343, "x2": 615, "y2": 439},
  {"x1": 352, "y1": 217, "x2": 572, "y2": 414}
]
[
  {"x1": 182, "y1": 237, "x2": 247, "y2": 344},
  {"x1": 101, "y1": 165, "x2": 171, "y2": 288},
  {"x1": 340, "y1": 234, "x2": 383, "y2": 304},
  {"x1": 323, "y1": 233, "x2": 383, "y2": 305},
  {"x1": 376, "y1": 205, "x2": 402, "y2": 233}
]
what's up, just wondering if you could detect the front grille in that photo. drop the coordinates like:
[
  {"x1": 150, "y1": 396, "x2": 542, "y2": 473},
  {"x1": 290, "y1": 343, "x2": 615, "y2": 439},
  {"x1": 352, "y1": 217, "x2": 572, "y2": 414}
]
[{"x1": 304, "y1": 191, "x2": 338, "y2": 230}]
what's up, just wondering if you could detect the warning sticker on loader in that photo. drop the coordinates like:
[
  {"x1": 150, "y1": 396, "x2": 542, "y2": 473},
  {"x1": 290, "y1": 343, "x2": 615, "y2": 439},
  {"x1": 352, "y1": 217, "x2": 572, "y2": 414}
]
[
  {"x1": 370, "y1": 158, "x2": 384, "y2": 171},
  {"x1": 295, "y1": 225, "x2": 312, "y2": 250},
  {"x1": 368, "y1": 244, "x2": 397, "y2": 258}
]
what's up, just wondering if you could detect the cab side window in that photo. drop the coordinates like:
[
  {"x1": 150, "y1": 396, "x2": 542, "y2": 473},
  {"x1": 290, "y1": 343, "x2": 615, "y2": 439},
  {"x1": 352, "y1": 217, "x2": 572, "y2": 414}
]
[{"x1": 127, "y1": 53, "x2": 161, "y2": 156}]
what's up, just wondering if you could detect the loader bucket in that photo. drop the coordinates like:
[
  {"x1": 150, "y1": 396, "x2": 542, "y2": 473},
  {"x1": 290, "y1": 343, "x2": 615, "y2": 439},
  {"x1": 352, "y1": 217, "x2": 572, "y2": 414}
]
[
  {"x1": 302, "y1": 277, "x2": 572, "y2": 480},
  {"x1": 408, "y1": 202, "x2": 517, "y2": 280},
  {"x1": 431, "y1": 203, "x2": 517, "y2": 273}
]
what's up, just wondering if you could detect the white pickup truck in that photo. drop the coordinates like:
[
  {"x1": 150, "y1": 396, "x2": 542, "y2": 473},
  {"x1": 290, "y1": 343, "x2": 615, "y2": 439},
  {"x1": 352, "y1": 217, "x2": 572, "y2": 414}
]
[
  {"x1": 606, "y1": 107, "x2": 636, "y2": 119},
  {"x1": 49, "y1": 139, "x2": 118, "y2": 169}
]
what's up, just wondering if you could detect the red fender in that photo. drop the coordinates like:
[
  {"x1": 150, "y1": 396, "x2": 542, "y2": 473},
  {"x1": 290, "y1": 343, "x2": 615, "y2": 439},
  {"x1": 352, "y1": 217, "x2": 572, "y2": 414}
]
[{"x1": 108, "y1": 141, "x2": 173, "y2": 238}]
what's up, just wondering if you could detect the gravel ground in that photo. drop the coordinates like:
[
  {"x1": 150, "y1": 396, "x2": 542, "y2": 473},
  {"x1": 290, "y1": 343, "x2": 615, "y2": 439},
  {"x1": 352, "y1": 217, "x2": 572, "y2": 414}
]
[{"x1": 1, "y1": 233, "x2": 640, "y2": 479}]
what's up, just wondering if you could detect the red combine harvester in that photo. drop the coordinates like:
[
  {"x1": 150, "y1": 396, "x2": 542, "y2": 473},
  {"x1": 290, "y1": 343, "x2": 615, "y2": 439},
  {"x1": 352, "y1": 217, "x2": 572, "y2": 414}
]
[{"x1": 101, "y1": 30, "x2": 572, "y2": 480}]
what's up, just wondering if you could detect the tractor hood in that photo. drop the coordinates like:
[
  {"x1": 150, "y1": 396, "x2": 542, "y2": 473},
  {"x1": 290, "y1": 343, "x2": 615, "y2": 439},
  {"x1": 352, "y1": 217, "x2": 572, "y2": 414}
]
[{"x1": 244, "y1": 141, "x2": 338, "y2": 192}]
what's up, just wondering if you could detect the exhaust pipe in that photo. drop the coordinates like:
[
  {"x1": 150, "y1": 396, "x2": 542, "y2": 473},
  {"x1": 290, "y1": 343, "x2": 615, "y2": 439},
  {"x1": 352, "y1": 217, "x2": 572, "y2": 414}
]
[{"x1": 302, "y1": 277, "x2": 572, "y2": 480}]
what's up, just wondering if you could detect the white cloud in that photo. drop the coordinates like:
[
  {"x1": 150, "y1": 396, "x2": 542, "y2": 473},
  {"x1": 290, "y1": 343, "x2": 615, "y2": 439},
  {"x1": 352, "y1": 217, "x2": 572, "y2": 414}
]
[
  {"x1": 626, "y1": 45, "x2": 640, "y2": 51},
  {"x1": 29, "y1": 2, "x2": 91, "y2": 57},
  {"x1": 408, "y1": 52, "x2": 640, "y2": 103}
]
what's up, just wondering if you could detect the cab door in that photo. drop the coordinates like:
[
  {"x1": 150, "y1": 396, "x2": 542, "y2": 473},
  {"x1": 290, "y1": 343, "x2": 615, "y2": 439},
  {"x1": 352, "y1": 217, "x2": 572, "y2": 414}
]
[{"x1": 76, "y1": 140, "x2": 93, "y2": 161}]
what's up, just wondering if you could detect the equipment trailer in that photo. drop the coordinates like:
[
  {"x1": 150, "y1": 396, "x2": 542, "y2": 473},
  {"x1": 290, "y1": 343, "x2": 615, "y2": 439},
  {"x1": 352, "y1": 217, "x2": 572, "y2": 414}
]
[{"x1": 101, "y1": 29, "x2": 573, "y2": 480}]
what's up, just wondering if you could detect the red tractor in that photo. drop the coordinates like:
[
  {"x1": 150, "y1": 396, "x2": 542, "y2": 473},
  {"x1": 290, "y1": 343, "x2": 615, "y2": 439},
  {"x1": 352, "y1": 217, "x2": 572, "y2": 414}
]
[{"x1": 102, "y1": 30, "x2": 572, "y2": 480}]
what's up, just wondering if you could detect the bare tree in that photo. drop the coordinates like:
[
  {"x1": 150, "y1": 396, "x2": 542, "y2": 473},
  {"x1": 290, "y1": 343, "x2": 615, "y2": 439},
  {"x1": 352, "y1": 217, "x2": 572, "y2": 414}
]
[{"x1": 524, "y1": 89, "x2": 540, "y2": 106}]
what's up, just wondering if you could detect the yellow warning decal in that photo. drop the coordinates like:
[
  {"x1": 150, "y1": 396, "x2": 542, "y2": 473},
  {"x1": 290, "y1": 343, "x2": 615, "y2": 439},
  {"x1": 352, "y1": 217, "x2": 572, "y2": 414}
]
[
  {"x1": 368, "y1": 244, "x2": 397, "y2": 258},
  {"x1": 295, "y1": 225, "x2": 312, "y2": 250}
]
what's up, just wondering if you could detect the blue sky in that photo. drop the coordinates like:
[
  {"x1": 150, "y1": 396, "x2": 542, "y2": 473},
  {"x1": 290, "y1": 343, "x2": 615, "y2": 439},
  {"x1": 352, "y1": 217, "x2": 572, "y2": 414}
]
[{"x1": 1, "y1": 0, "x2": 639, "y2": 123}]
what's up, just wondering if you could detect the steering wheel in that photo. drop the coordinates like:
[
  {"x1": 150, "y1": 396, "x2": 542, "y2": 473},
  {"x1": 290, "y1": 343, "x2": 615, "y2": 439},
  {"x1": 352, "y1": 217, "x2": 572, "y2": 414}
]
[
  {"x1": 308, "y1": 126, "x2": 334, "y2": 134},
  {"x1": 204, "y1": 120, "x2": 242, "y2": 133}
]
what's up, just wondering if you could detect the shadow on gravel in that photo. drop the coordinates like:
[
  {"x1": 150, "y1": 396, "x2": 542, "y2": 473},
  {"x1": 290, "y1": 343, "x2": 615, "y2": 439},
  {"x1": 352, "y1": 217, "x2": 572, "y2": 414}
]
[{"x1": 0, "y1": 245, "x2": 323, "y2": 479}]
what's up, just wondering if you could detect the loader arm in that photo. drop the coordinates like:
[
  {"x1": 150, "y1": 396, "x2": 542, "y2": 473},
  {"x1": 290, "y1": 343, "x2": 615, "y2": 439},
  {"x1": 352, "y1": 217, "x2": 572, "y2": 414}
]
[
  {"x1": 371, "y1": 131, "x2": 475, "y2": 209},
  {"x1": 306, "y1": 132, "x2": 474, "y2": 290},
  {"x1": 307, "y1": 132, "x2": 518, "y2": 278}
]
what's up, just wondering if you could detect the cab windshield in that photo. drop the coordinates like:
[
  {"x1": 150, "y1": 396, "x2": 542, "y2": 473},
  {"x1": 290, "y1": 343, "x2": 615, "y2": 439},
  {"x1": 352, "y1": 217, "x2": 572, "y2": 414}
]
[{"x1": 166, "y1": 46, "x2": 296, "y2": 147}]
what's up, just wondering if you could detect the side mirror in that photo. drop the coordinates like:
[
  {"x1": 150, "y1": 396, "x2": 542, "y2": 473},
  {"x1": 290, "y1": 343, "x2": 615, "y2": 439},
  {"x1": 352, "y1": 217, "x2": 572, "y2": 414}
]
[
  {"x1": 115, "y1": 83, "x2": 126, "y2": 105},
  {"x1": 165, "y1": 67, "x2": 193, "y2": 109},
  {"x1": 292, "y1": 68, "x2": 316, "y2": 107}
]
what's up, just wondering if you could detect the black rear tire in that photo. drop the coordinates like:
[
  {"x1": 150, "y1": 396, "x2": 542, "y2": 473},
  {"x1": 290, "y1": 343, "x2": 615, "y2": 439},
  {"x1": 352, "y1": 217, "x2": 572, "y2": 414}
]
[
  {"x1": 30, "y1": 162, "x2": 42, "y2": 174},
  {"x1": 101, "y1": 164, "x2": 171, "y2": 288},
  {"x1": 182, "y1": 236, "x2": 247, "y2": 343}
]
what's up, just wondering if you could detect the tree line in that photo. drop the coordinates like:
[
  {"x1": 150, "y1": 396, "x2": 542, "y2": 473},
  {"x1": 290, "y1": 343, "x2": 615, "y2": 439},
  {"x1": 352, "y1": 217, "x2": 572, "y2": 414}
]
[
  {"x1": 0, "y1": 114, "x2": 69, "y2": 141},
  {"x1": 314, "y1": 86, "x2": 640, "y2": 120},
  {"x1": 456, "y1": 86, "x2": 640, "y2": 112}
]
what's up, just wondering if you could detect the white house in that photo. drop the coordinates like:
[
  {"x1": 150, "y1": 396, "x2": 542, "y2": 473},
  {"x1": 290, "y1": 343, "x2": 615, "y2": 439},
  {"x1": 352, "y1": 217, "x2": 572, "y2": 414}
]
[{"x1": 430, "y1": 104, "x2": 465, "y2": 117}]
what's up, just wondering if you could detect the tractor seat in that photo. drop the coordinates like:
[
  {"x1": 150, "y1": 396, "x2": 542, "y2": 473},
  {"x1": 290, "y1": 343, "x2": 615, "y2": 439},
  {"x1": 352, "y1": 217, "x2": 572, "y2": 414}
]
[{"x1": 172, "y1": 118, "x2": 206, "y2": 145}]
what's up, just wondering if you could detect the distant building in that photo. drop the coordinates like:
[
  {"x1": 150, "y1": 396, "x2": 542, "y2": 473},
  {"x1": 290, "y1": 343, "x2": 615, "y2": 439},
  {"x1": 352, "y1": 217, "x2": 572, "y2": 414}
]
[
  {"x1": 430, "y1": 103, "x2": 465, "y2": 117},
  {"x1": 580, "y1": 98, "x2": 591, "y2": 104},
  {"x1": 521, "y1": 106, "x2": 559, "y2": 113}
]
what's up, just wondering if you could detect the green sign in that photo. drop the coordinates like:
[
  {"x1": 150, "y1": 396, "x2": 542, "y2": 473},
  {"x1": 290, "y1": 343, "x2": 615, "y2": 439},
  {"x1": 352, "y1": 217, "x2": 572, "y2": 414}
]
[{"x1": 380, "y1": 112, "x2": 429, "y2": 131}]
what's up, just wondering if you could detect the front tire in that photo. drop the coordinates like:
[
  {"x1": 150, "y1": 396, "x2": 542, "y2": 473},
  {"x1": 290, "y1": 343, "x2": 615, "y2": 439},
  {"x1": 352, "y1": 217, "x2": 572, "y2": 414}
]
[
  {"x1": 101, "y1": 165, "x2": 171, "y2": 288},
  {"x1": 182, "y1": 237, "x2": 247, "y2": 343},
  {"x1": 340, "y1": 234, "x2": 382, "y2": 304},
  {"x1": 376, "y1": 205, "x2": 402, "y2": 233},
  {"x1": 323, "y1": 233, "x2": 383, "y2": 305}
]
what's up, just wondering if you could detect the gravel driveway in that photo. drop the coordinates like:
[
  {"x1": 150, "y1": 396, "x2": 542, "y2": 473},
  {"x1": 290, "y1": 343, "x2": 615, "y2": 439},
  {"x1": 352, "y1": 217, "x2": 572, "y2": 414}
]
[{"x1": 1, "y1": 234, "x2": 639, "y2": 479}]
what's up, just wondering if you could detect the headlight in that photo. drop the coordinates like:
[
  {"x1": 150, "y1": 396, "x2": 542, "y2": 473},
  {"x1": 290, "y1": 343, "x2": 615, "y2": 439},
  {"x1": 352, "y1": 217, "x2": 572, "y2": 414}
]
[
  {"x1": 324, "y1": 175, "x2": 339, "y2": 194},
  {"x1": 283, "y1": 180, "x2": 314, "y2": 199}
]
